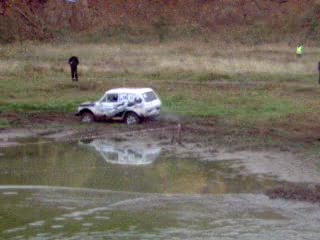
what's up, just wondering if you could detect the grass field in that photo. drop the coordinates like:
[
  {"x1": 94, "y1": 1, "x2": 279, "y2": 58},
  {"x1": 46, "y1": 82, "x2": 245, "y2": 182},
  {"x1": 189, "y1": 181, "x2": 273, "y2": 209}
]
[{"x1": 0, "y1": 41, "x2": 319, "y2": 130}]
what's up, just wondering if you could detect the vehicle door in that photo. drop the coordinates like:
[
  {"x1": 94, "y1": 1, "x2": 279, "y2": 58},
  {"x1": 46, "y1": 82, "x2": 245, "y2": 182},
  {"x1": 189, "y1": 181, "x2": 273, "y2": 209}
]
[
  {"x1": 99, "y1": 93, "x2": 119, "y2": 117},
  {"x1": 126, "y1": 93, "x2": 137, "y2": 108}
]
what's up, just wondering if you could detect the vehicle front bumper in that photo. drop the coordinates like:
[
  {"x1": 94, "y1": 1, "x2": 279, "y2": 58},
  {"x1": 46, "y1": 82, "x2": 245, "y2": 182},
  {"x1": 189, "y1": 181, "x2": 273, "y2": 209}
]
[{"x1": 141, "y1": 107, "x2": 161, "y2": 118}]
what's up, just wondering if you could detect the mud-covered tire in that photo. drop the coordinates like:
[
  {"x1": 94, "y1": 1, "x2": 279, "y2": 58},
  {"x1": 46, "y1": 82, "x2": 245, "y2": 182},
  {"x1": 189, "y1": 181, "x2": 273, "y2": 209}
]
[
  {"x1": 124, "y1": 112, "x2": 140, "y2": 125},
  {"x1": 81, "y1": 112, "x2": 95, "y2": 123}
]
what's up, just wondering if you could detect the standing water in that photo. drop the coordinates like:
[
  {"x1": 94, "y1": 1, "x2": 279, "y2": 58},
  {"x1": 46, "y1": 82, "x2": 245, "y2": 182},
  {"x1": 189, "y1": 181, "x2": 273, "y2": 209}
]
[{"x1": 0, "y1": 137, "x2": 319, "y2": 239}]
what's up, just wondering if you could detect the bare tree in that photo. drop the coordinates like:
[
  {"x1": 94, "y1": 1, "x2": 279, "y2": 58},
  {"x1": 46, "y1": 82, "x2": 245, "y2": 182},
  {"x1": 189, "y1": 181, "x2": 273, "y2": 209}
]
[{"x1": 0, "y1": 0, "x2": 50, "y2": 39}]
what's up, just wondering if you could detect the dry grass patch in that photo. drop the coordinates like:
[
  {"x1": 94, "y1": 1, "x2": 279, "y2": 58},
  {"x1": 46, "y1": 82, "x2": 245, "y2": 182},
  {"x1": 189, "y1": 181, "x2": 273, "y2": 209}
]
[{"x1": 1, "y1": 42, "x2": 317, "y2": 77}]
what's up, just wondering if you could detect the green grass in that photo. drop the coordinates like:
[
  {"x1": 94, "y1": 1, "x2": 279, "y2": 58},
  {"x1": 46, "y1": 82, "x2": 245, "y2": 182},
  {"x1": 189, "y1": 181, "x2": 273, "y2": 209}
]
[
  {"x1": 0, "y1": 119, "x2": 10, "y2": 129},
  {"x1": 162, "y1": 88, "x2": 304, "y2": 122}
]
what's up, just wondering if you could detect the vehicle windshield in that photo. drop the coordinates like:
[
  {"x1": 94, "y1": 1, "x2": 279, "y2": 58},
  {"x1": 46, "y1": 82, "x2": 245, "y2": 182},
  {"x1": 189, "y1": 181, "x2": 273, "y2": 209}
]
[{"x1": 142, "y1": 91, "x2": 157, "y2": 102}]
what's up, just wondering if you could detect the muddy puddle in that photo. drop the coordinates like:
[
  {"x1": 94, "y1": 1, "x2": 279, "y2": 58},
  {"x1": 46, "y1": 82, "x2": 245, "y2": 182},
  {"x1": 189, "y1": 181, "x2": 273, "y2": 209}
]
[{"x1": 0, "y1": 135, "x2": 319, "y2": 239}]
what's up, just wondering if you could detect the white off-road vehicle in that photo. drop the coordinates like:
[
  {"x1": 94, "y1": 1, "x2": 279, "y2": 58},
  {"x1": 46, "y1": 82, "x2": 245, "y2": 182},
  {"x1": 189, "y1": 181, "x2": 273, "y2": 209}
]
[{"x1": 75, "y1": 88, "x2": 161, "y2": 125}]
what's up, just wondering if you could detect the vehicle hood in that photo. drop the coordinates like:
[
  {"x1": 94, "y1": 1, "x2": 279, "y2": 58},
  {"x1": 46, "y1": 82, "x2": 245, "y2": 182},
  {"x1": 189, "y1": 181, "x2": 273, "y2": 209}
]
[{"x1": 79, "y1": 101, "x2": 95, "y2": 107}]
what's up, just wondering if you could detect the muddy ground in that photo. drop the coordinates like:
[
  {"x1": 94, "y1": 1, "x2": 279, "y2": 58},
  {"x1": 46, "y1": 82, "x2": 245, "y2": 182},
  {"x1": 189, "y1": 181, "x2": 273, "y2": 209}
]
[
  {"x1": 1, "y1": 111, "x2": 320, "y2": 151},
  {"x1": 0, "y1": 111, "x2": 320, "y2": 204}
]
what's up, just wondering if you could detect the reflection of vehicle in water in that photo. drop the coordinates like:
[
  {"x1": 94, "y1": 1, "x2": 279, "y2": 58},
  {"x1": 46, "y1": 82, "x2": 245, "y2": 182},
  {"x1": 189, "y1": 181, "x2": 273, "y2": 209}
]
[{"x1": 80, "y1": 139, "x2": 162, "y2": 165}]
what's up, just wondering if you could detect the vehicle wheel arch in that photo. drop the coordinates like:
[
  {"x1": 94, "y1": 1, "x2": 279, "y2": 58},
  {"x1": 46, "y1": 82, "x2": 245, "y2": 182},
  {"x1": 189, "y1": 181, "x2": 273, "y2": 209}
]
[
  {"x1": 124, "y1": 110, "x2": 141, "y2": 118},
  {"x1": 79, "y1": 109, "x2": 94, "y2": 116},
  {"x1": 79, "y1": 109, "x2": 95, "y2": 122}
]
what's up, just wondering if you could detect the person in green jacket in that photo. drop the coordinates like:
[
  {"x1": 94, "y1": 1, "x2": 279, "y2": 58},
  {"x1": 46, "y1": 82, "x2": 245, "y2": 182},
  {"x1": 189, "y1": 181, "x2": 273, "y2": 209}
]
[{"x1": 296, "y1": 44, "x2": 304, "y2": 57}]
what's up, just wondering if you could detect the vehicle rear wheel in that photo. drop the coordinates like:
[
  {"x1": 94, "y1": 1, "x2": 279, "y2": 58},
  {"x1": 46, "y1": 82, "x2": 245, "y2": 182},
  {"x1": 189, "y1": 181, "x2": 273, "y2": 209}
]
[
  {"x1": 81, "y1": 112, "x2": 94, "y2": 123},
  {"x1": 125, "y1": 112, "x2": 140, "y2": 125}
]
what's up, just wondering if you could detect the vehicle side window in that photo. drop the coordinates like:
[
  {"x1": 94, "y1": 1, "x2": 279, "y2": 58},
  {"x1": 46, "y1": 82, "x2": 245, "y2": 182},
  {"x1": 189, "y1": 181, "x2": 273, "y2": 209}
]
[
  {"x1": 128, "y1": 94, "x2": 135, "y2": 102},
  {"x1": 107, "y1": 94, "x2": 118, "y2": 103},
  {"x1": 119, "y1": 93, "x2": 128, "y2": 102}
]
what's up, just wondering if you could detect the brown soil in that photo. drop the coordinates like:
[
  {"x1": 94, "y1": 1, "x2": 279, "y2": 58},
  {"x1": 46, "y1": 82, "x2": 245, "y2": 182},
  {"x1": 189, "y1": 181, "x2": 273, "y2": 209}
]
[
  {"x1": 1, "y1": 112, "x2": 77, "y2": 126},
  {"x1": 270, "y1": 113, "x2": 320, "y2": 144},
  {"x1": 182, "y1": 114, "x2": 320, "y2": 152},
  {"x1": 266, "y1": 184, "x2": 320, "y2": 204}
]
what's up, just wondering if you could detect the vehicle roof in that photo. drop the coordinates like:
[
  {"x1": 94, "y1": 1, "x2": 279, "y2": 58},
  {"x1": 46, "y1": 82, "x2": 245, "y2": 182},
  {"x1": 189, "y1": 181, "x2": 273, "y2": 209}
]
[{"x1": 105, "y1": 88, "x2": 154, "y2": 95}]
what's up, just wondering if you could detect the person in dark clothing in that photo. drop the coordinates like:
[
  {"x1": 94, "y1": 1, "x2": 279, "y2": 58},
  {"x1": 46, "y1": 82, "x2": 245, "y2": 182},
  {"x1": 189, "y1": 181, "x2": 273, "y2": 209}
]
[
  {"x1": 318, "y1": 62, "x2": 320, "y2": 85},
  {"x1": 68, "y1": 56, "x2": 79, "y2": 81}
]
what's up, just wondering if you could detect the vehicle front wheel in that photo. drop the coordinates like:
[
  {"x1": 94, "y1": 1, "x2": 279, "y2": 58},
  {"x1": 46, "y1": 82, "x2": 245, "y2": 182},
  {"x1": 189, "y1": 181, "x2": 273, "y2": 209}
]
[
  {"x1": 81, "y1": 112, "x2": 95, "y2": 123},
  {"x1": 124, "y1": 112, "x2": 140, "y2": 125}
]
